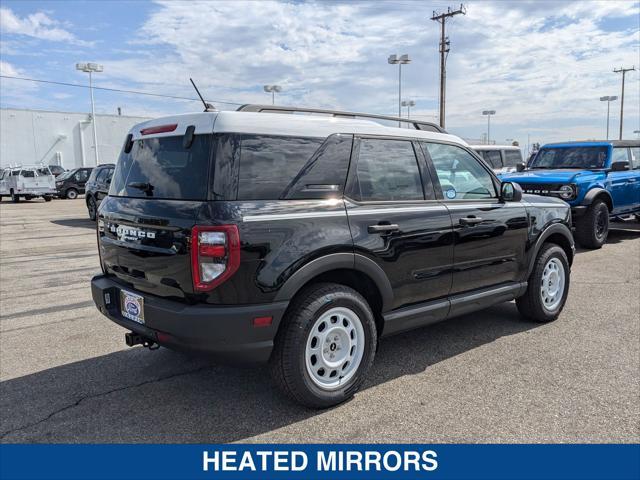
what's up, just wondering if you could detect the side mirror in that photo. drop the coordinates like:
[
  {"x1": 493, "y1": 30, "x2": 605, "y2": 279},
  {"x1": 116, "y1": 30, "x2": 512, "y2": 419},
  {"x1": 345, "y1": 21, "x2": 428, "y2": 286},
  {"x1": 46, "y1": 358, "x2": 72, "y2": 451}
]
[
  {"x1": 501, "y1": 181, "x2": 522, "y2": 202},
  {"x1": 516, "y1": 162, "x2": 526, "y2": 172},
  {"x1": 611, "y1": 161, "x2": 630, "y2": 172}
]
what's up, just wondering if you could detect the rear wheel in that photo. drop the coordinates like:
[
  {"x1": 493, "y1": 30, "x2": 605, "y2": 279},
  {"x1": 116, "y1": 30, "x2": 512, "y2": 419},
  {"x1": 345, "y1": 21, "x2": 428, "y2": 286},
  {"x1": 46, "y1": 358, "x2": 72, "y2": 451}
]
[
  {"x1": 87, "y1": 196, "x2": 97, "y2": 220},
  {"x1": 43, "y1": 195, "x2": 52, "y2": 202},
  {"x1": 10, "y1": 190, "x2": 19, "y2": 203},
  {"x1": 575, "y1": 200, "x2": 609, "y2": 249},
  {"x1": 65, "y1": 188, "x2": 78, "y2": 200},
  {"x1": 270, "y1": 283, "x2": 377, "y2": 408},
  {"x1": 517, "y1": 243, "x2": 570, "y2": 323}
]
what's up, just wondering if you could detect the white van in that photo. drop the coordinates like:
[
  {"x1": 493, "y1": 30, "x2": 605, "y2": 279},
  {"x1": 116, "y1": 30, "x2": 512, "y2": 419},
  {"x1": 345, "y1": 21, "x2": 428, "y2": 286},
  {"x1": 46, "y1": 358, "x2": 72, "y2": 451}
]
[
  {"x1": 470, "y1": 145, "x2": 523, "y2": 174},
  {"x1": 0, "y1": 166, "x2": 56, "y2": 202}
]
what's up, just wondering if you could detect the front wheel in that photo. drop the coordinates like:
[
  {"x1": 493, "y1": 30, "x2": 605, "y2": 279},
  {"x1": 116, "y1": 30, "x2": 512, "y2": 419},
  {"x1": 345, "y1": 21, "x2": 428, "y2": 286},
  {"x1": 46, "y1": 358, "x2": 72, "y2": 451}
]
[
  {"x1": 65, "y1": 188, "x2": 79, "y2": 200},
  {"x1": 575, "y1": 200, "x2": 609, "y2": 249},
  {"x1": 10, "y1": 190, "x2": 20, "y2": 203},
  {"x1": 517, "y1": 243, "x2": 570, "y2": 323},
  {"x1": 270, "y1": 283, "x2": 377, "y2": 408}
]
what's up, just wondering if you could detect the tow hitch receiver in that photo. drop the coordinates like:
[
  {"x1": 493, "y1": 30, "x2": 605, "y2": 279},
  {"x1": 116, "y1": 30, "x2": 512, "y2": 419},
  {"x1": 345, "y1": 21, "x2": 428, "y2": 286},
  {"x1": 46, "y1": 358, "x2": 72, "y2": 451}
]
[{"x1": 125, "y1": 332, "x2": 159, "y2": 350}]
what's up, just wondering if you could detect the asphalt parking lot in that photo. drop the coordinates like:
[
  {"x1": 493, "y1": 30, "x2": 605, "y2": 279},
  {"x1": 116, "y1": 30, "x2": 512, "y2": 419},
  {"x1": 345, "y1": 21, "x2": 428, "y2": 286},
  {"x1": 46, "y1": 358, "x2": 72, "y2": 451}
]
[{"x1": 0, "y1": 197, "x2": 638, "y2": 444}]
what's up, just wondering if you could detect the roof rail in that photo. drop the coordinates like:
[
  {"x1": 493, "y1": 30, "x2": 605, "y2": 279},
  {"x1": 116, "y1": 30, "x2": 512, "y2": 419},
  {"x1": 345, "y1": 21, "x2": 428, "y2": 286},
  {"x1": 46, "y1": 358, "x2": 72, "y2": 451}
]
[{"x1": 236, "y1": 104, "x2": 447, "y2": 133}]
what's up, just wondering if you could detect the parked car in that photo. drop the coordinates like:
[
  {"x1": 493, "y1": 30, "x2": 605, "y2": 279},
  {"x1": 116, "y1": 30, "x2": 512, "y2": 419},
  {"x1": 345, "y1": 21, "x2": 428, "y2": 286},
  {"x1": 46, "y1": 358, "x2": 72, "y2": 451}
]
[
  {"x1": 501, "y1": 140, "x2": 640, "y2": 249},
  {"x1": 85, "y1": 163, "x2": 115, "y2": 220},
  {"x1": 92, "y1": 105, "x2": 574, "y2": 408},
  {"x1": 55, "y1": 167, "x2": 93, "y2": 199},
  {"x1": 471, "y1": 145, "x2": 524, "y2": 174},
  {"x1": 48, "y1": 165, "x2": 66, "y2": 177},
  {"x1": 0, "y1": 166, "x2": 56, "y2": 202}
]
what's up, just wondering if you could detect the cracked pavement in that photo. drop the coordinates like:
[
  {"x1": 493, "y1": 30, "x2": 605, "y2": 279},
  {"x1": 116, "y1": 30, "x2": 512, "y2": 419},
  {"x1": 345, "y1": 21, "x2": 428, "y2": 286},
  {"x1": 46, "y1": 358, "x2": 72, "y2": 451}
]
[{"x1": 1, "y1": 198, "x2": 639, "y2": 443}]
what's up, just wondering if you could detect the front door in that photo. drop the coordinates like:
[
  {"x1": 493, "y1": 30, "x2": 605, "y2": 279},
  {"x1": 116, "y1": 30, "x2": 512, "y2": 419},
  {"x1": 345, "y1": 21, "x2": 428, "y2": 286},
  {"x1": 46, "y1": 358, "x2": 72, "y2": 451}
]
[
  {"x1": 608, "y1": 147, "x2": 638, "y2": 214},
  {"x1": 345, "y1": 136, "x2": 453, "y2": 311},
  {"x1": 420, "y1": 141, "x2": 529, "y2": 295}
]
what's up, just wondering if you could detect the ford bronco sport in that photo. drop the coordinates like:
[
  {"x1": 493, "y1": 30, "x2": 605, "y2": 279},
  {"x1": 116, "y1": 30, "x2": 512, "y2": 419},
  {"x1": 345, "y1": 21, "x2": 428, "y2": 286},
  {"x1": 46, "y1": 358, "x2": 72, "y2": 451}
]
[
  {"x1": 91, "y1": 105, "x2": 574, "y2": 408},
  {"x1": 501, "y1": 140, "x2": 640, "y2": 249}
]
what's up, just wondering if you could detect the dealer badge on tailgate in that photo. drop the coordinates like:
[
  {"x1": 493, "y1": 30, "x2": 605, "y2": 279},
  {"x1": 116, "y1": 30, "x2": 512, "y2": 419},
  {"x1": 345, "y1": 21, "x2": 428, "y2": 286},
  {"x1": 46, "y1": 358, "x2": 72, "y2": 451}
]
[{"x1": 120, "y1": 290, "x2": 145, "y2": 324}]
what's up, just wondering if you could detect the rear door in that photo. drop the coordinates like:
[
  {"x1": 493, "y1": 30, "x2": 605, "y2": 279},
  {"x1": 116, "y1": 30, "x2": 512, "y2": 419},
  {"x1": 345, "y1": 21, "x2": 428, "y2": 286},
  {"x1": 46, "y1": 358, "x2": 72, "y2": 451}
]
[
  {"x1": 345, "y1": 136, "x2": 453, "y2": 311},
  {"x1": 420, "y1": 141, "x2": 528, "y2": 295},
  {"x1": 99, "y1": 126, "x2": 214, "y2": 300}
]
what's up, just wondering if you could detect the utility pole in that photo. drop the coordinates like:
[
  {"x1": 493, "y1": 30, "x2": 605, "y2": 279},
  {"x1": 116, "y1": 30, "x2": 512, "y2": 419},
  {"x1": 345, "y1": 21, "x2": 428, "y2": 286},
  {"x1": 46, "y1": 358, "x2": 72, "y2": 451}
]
[
  {"x1": 613, "y1": 66, "x2": 635, "y2": 140},
  {"x1": 431, "y1": 4, "x2": 465, "y2": 129}
]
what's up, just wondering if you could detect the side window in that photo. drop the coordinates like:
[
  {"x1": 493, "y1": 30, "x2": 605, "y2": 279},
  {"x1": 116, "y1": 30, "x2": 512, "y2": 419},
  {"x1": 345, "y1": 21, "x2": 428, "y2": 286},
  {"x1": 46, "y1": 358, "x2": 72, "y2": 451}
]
[
  {"x1": 237, "y1": 135, "x2": 324, "y2": 200},
  {"x1": 87, "y1": 169, "x2": 99, "y2": 183},
  {"x1": 106, "y1": 168, "x2": 114, "y2": 182},
  {"x1": 611, "y1": 147, "x2": 630, "y2": 164},
  {"x1": 630, "y1": 147, "x2": 640, "y2": 169},
  {"x1": 95, "y1": 169, "x2": 108, "y2": 183},
  {"x1": 480, "y1": 150, "x2": 502, "y2": 169},
  {"x1": 422, "y1": 142, "x2": 497, "y2": 200},
  {"x1": 503, "y1": 150, "x2": 523, "y2": 167},
  {"x1": 354, "y1": 138, "x2": 425, "y2": 201},
  {"x1": 282, "y1": 134, "x2": 353, "y2": 200}
]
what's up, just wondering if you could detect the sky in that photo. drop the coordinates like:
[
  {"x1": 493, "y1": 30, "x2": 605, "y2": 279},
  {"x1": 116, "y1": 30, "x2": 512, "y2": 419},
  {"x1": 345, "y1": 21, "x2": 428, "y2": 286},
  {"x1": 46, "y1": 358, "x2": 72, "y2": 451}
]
[{"x1": 1, "y1": 0, "x2": 639, "y2": 148}]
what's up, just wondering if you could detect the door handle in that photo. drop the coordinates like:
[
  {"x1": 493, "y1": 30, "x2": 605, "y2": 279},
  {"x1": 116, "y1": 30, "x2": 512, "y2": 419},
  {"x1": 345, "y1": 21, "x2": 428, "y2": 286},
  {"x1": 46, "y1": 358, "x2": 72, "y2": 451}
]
[
  {"x1": 459, "y1": 216, "x2": 483, "y2": 226},
  {"x1": 368, "y1": 224, "x2": 400, "y2": 234}
]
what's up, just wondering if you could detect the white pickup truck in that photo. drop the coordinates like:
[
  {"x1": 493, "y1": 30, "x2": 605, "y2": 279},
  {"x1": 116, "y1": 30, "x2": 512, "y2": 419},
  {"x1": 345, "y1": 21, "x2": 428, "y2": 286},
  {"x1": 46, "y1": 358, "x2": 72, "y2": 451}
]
[{"x1": 0, "y1": 166, "x2": 56, "y2": 202}]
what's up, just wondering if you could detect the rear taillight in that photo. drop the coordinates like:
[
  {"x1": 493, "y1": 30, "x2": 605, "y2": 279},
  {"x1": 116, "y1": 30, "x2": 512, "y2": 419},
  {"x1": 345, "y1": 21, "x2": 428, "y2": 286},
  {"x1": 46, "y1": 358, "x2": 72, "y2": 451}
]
[{"x1": 191, "y1": 225, "x2": 240, "y2": 292}]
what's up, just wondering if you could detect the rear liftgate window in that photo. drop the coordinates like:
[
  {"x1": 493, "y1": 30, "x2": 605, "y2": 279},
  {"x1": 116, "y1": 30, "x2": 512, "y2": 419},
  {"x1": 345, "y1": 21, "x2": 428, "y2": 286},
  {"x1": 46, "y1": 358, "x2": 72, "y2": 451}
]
[{"x1": 110, "y1": 134, "x2": 212, "y2": 200}]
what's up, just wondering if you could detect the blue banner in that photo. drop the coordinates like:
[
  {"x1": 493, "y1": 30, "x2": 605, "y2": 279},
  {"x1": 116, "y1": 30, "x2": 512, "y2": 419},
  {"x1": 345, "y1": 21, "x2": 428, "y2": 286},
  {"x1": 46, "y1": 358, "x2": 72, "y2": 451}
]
[{"x1": 1, "y1": 444, "x2": 638, "y2": 480}]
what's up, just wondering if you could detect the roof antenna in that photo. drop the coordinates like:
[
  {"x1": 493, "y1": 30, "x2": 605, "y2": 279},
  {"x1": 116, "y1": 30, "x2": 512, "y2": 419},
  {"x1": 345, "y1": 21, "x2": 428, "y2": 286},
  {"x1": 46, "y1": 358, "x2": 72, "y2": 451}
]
[{"x1": 190, "y1": 78, "x2": 216, "y2": 112}]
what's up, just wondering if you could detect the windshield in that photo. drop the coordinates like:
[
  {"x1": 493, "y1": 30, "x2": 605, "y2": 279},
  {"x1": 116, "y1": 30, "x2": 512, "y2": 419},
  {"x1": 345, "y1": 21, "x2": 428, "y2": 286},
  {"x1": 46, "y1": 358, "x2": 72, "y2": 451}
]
[
  {"x1": 530, "y1": 146, "x2": 608, "y2": 169},
  {"x1": 110, "y1": 134, "x2": 211, "y2": 200},
  {"x1": 57, "y1": 169, "x2": 76, "y2": 180}
]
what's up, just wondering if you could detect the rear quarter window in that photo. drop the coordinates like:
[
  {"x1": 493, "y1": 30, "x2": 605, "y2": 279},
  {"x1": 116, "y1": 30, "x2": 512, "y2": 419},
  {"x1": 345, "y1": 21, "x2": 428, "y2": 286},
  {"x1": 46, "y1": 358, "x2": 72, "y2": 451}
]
[
  {"x1": 236, "y1": 135, "x2": 324, "y2": 200},
  {"x1": 503, "y1": 149, "x2": 523, "y2": 167}
]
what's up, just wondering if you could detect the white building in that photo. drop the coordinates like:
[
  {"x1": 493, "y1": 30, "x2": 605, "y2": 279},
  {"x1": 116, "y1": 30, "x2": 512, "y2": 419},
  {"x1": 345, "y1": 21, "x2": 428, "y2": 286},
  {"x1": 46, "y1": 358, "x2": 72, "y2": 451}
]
[{"x1": 0, "y1": 108, "x2": 151, "y2": 169}]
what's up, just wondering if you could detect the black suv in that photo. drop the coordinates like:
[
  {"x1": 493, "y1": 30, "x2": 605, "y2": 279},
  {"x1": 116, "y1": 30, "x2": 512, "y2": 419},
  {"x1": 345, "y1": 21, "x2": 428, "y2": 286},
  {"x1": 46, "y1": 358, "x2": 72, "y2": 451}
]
[
  {"x1": 92, "y1": 106, "x2": 574, "y2": 408},
  {"x1": 85, "y1": 163, "x2": 115, "y2": 220},
  {"x1": 55, "y1": 167, "x2": 93, "y2": 199}
]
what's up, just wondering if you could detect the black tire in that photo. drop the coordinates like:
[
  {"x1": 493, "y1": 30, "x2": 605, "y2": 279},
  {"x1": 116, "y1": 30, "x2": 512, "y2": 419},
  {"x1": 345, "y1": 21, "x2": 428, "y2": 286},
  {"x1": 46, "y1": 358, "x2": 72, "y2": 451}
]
[
  {"x1": 65, "y1": 188, "x2": 79, "y2": 200},
  {"x1": 10, "y1": 190, "x2": 19, "y2": 203},
  {"x1": 574, "y1": 200, "x2": 609, "y2": 249},
  {"x1": 24, "y1": 195, "x2": 34, "y2": 201},
  {"x1": 269, "y1": 283, "x2": 377, "y2": 408},
  {"x1": 43, "y1": 195, "x2": 52, "y2": 202},
  {"x1": 516, "y1": 243, "x2": 570, "y2": 323},
  {"x1": 87, "y1": 195, "x2": 97, "y2": 220}
]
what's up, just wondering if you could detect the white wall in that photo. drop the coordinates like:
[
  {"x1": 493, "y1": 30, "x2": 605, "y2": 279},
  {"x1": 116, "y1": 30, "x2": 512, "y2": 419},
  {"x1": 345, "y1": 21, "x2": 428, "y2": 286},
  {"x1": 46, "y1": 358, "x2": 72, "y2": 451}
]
[{"x1": 0, "y1": 108, "x2": 151, "y2": 169}]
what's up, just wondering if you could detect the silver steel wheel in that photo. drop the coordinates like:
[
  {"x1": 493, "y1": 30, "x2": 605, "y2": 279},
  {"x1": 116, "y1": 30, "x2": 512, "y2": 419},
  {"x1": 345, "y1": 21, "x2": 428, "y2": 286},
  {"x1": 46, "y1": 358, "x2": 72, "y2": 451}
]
[
  {"x1": 304, "y1": 307, "x2": 365, "y2": 391},
  {"x1": 540, "y1": 257, "x2": 565, "y2": 311},
  {"x1": 66, "y1": 189, "x2": 78, "y2": 200}
]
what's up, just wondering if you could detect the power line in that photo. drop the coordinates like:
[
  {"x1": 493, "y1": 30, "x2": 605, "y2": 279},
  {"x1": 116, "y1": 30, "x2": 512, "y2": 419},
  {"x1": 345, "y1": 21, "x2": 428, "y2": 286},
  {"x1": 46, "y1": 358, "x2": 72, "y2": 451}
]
[
  {"x1": 0, "y1": 75, "x2": 242, "y2": 106},
  {"x1": 431, "y1": 3, "x2": 466, "y2": 129}
]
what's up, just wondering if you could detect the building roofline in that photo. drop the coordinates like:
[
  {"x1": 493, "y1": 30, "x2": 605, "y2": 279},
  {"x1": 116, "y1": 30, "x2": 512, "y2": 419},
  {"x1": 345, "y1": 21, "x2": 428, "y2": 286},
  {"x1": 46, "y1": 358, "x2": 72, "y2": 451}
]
[{"x1": 1, "y1": 106, "x2": 152, "y2": 120}]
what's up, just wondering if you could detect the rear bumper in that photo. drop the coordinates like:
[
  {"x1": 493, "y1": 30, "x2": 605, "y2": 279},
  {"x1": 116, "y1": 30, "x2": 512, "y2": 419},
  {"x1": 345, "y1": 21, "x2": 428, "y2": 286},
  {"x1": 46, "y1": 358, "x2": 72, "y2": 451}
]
[
  {"x1": 14, "y1": 188, "x2": 55, "y2": 196},
  {"x1": 91, "y1": 275, "x2": 288, "y2": 364}
]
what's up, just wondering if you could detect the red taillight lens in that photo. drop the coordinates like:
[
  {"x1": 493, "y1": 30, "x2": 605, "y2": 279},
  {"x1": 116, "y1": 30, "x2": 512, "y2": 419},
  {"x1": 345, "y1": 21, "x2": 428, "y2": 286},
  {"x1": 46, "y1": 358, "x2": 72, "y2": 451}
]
[{"x1": 191, "y1": 225, "x2": 240, "y2": 292}]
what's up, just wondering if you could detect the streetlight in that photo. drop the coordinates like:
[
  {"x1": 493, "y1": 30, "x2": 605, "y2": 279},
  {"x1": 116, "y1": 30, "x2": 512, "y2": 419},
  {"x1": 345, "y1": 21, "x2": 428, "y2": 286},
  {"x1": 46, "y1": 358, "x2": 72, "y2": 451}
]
[
  {"x1": 401, "y1": 100, "x2": 415, "y2": 120},
  {"x1": 76, "y1": 62, "x2": 103, "y2": 165},
  {"x1": 599, "y1": 96, "x2": 618, "y2": 140},
  {"x1": 263, "y1": 85, "x2": 282, "y2": 105},
  {"x1": 482, "y1": 110, "x2": 496, "y2": 144},
  {"x1": 388, "y1": 54, "x2": 411, "y2": 126}
]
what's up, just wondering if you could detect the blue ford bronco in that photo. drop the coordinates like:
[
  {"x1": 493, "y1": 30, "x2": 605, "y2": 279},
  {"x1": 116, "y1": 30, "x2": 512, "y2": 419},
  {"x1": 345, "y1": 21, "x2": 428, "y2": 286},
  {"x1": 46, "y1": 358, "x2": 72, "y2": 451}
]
[{"x1": 501, "y1": 140, "x2": 640, "y2": 249}]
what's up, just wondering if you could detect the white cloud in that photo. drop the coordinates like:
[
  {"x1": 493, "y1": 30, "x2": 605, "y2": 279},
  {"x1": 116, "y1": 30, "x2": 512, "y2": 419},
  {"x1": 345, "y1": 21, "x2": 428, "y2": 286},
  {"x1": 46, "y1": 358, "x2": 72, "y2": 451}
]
[
  {"x1": 0, "y1": 60, "x2": 21, "y2": 77},
  {"x1": 0, "y1": 7, "x2": 91, "y2": 46}
]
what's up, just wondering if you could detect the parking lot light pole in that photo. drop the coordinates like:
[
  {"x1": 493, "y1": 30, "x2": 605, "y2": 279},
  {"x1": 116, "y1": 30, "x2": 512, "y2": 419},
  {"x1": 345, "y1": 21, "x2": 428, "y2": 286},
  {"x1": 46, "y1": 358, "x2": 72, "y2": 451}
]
[
  {"x1": 388, "y1": 54, "x2": 411, "y2": 126},
  {"x1": 599, "y1": 96, "x2": 618, "y2": 140},
  {"x1": 482, "y1": 110, "x2": 496, "y2": 144},
  {"x1": 263, "y1": 85, "x2": 282, "y2": 105},
  {"x1": 76, "y1": 62, "x2": 103, "y2": 165},
  {"x1": 401, "y1": 100, "x2": 415, "y2": 120}
]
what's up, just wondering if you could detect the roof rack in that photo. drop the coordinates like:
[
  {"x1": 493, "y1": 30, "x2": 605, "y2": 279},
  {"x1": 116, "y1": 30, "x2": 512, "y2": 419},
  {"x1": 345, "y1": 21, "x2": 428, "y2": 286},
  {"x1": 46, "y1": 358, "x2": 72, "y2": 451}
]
[{"x1": 236, "y1": 104, "x2": 446, "y2": 134}]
